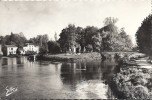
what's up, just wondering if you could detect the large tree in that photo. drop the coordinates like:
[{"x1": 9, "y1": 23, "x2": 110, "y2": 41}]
[
  {"x1": 1, "y1": 32, "x2": 27, "y2": 48},
  {"x1": 100, "y1": 17, "x2": 132, "y2": 51},
  {"x1": 136, "y1": 14, "x2": 152, "y2": 55},
  {"x1": 75, "y1": 27, "x2": 85, "y2": 52},
  {"x1": 92, "y1": 32, "x2": 102, "y2": 52},
  {"x1": 100, "y1": 17, "x2": 119, "y2": 51},
  {"x1": 47, "y1": 41, "x2": 60, "y2": 54},
  {"x1": 58, "y1": 24, "x2": 78, "y2": 52}
]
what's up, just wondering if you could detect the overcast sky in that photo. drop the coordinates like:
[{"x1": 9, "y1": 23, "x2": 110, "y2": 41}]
[{"x1": 0, "y1": 0, "x2": 151, "y2": 45}]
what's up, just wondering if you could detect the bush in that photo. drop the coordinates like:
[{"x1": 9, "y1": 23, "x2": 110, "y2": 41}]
[
  {"x1": 86, "y1": 44, "x2": 93, "y2": 52},
  {"x1": 111, "y1": 67, "x2": 152, "y2": 99},
  {"x1": 25, "y1": 51, "x2": 36, "y2": 55},
  {"x1": 39, "y1": 47, "x2": 48, "y2": 55},
  {"x1": 133, "y1": 85, "x2": 150, "y2": 99}
]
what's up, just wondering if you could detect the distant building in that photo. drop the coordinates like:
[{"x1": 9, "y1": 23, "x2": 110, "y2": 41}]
[
  {"x1": 0, "y1": 44, "x2": 3, "y2": 55},
  {"x1": 23, "y1": 43, "x2": 39, "y2": 54},
  {"x1": 6, "y1": 45, "x2": 18, "y2": 56}
]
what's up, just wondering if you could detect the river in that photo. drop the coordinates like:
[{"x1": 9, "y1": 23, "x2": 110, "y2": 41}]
[{"x1": 0, "y1": 57, "x2": 117, "y2": 99}]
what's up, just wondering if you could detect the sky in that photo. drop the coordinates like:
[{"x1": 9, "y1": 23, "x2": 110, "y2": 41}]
[{"x1": 0, "y1": 0, "x2": 151, "y2": 45}]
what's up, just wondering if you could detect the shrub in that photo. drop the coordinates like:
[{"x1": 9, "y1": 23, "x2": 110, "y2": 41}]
[
  {"x1": 25, "y1": 51, "x2": 36, "y2": 55},
  {"x1": 86, "y1": 44, "x2": 93, "y2": 52},
  {"x1": 111, "y1": 67, "x2": 152, "y2": 99}
]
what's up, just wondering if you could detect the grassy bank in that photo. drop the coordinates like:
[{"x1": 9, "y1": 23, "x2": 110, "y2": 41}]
[
  {"x1": 37, "y1": 52, "x2": 101, "y2": 62},
  {"x1": 37, "y1": 52, "x2": 145, "y2": 62}
]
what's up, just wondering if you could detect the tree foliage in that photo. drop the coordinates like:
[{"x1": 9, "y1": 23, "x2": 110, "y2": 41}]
[
  {"x1": 58, "y1": 17, "x2": 133, "y2": 53},
  {"x1": 100, "y1": 17, "x2": 132, "y2": 51},
  {"x1": 16, "y1": 48, "x2": 21, "y2": 55},
  {"x1": 136, "y1": 14, "x2": 152, "y2": 55},
  {"x1": 0, "y1": 32, "x2": 27, "y2": 48},
  {"x1": 47, "y1": 41, "x2": 60, "y2": 54},
  {"x1": 58, "y1": 24, "x2": 78, "y2": 52}
]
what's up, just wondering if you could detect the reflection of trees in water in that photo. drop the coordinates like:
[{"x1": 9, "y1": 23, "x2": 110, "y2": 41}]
[
  {"x1": 2, "y1": 58, "x2": 8, "y2": 66},
  {"x1": 60, "y1": 60, "x2": 118, "y2": 98},
  {"x1": 100, "y1": 60, "x2": 117, "y2": 81},
  {"x1": 16, "y1": 58, "x2": 22, "y2": 64},
  {"x1": 60, "y1": 63, "x2": 77, "y2": 91},
  {"x1": 106, "y1": 84, "x2": 115, "y2": 99},
  {"x1": 1, "y1": 57, "x2": 25, "y2": 67},
  {"x1": 84, "y1": 61, "x2": 102, "y2": 80},
  {"x1": 101, "y1": 60, "x2": 118, "y2": 99},
  {"x1": 60, "y1": 61, "x2": 103, "y2": 90}
]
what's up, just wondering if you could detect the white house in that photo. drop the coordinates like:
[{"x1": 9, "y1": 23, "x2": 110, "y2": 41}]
[
  {"x1": 23, "y1": 43, "x2": 39, "y2": 54},
  {"x1": 6, "y1": 45, "x2": 18, "y2": 56},
  {"x1": 0, "y1": 44, "x2": 3, "y2": 55}
]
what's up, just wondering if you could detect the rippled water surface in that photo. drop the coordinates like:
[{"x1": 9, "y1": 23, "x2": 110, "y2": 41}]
[{"x1": 0, "y1": 57, "x2": 117, "y2": 99}]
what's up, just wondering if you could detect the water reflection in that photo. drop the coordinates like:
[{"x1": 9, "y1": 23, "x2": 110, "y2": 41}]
[
  {"x1": 2, "y1": 58, "x2": 8, "y2": 66},
  {"x1": 1, "y1": 57, "x2": 25, "y2": 66},
  {"x1": 0, "y1": 57, "x2": 117, "y2": 99}
]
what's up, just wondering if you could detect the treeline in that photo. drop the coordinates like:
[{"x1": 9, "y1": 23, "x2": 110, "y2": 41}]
[
  {"x1": 0, "y1": 32, "x2": 27, "y2": 48},
  {"x1": 58, "y1": 17, "x2": 133, "y2": 53},
  {"x1": 0, "y1": 17, "x2": 133, "y2": 54},
  {"x1": 136, "y1": 14, "x2": 152, "y2": 56}
]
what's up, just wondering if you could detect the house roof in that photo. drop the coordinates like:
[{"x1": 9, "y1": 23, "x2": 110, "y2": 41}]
[
  {"x1": 25, "y1": 43, "x2": 34, "y2": 45},
  {"x1": 5, "y1": 45, "x2": 17, "y2": 47}
]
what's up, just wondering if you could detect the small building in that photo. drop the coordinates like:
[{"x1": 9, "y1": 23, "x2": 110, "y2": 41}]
[
  {"x1": 23, "y1": 43, "x2": 39, "y2": 54},
  {"x1": 6, "y1": 45, "x2": 18, "y2": 56}
]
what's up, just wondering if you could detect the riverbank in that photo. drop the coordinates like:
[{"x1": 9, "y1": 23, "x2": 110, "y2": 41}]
[
  {"x1": 37, "y1": 52, "x2": 145, "y2": 62},
  {"x1": 111, "y1": 53, "x2": 152, "y2": 99},
  {"x1": 37, "y1": 52, "x2": 102, "y2": 62}
]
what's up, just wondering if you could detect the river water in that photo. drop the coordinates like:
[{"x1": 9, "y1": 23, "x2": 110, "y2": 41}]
[{"x1": 0, "y1": 57, "x2": 117, "y2": 99}]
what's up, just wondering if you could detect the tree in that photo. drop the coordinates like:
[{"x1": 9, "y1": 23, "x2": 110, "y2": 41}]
[
  {"x1": 92, "y1": 32, "x2": 102, "y2": 52},
  {"x1": 75, "y1": 27, "x2": 85, "y2": 52},
  {"x1": 0, "y1": 36, "x2": 4, "y2": 44},
  {"x1": 100, "y1": 17, "x2": 132, "y2": 51},
  {"x1": 103, "y1": 17, "x2": 118, "y2": 26},
  {"x1": 136, "y1": 14, "x2": 152, "y2": 55},
  {"x1": 100, "y1": 19, "x2": 119, "y2": 51},
  {"x1": 47, "y1": 41, "x2": 60, "y2": 54},
  {"x1": 118, "y1": 28, "x2": 133, "y2": 51},
  {"x1": 39, "y1": 47, "x2": 47, "y2": 55},
  {"x1": 16, "y1": 48, "x2": 21, "y2": 55},
  {"x1": 58, "y1": 24, "x2": 78, "y2": 52},
  {"x1": 9, "y1": 32, "x2": 27, "y2": 48},
  {"x1": 54, "y1": 32, "x2": 58, "y2": 41},
  {"x1": 1, "y1": 32, "x2": 27, "y2": 48},
  {"x1": 2, "y1": 45, "x2": 7, "y2": 56},
  {"x1": 84, "y1": 26, "x2": 98, "y2": 47}
]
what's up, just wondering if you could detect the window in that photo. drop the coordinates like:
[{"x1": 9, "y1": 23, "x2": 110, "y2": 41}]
[{"x1": 11, "y1": 48, "x2": 13, "y2": 50}]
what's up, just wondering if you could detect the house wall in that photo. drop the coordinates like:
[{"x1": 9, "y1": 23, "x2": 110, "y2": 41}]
[
  {"x1": 7, "y1": 47, "x2": 17, "y2": 56},
  {"x1": 23, "y1": 44, "x2": 39, "y2": 54},
  {"x1": 0, "y1": 45, "x2": 3, "y2": 55}
]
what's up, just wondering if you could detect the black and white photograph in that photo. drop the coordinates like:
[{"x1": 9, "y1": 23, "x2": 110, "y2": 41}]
[{"x1": 0, "y1": 0, "x2": 151, "y2": 99}]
